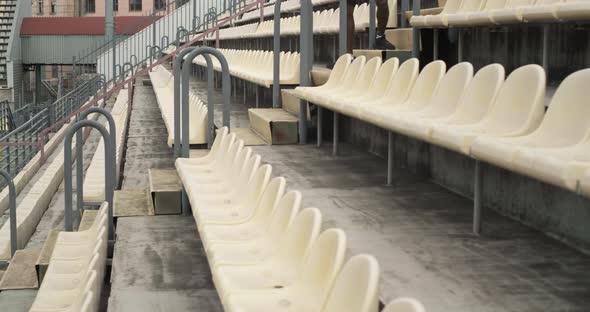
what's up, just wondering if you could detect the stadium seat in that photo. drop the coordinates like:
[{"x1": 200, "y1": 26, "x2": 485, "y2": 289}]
[
  {"x1": 468, "y1": 0, "x2": 508, "y2": 25},
  {"x1": 430, "y1": 64, "x2": 545, "y2": 155},
  {"x1": 445, "y1": 0, "x2": 487, "y2": 26},
  {"x1": 385, "y1": 62, "x2": 474, "y2": 140},
  {"x1": 213, "y1": 209, "x2": 326, "y2": 306},
  {"x1": 221, "y1": 227, "x2": 345, "y2": 311},
  {"x1": 204, "y1": 189, "x2": 301, "y2": 268},
  {"x1": 382, "y1": 298, "x2": 426, "y2": 312},
  {"x1": 363, "y1": 60, "x2": 445, "y2": 130},
  {"x1": 293, "y1": 53, "x2": 353, "y2": 103},
  {"x1": 321, "y1": 254, "x2": 380, "y2": 312},
  {"x1": 555, "y1": 0, "x2": 590, "y2": 21},
  {"x1": 522, "y1": 0, "x2": 562, "y2": 22},
  {"x1": 490, "y1": 0, "x2": 536, "y2": 25},
  {"x1": 410, "y1": 0, "x2": 462, "y2": 27},
  {"x1": 337, "y1": 57, "x2": 400, "y2": 117}
]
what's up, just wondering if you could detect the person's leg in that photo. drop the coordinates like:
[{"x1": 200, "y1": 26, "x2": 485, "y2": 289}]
[
  {"x1": 374, "y1": 0, "x2": 396, "y2": 49},
  {"x1": 347, "y1": 2, "x2": 356, "y2": 53}
]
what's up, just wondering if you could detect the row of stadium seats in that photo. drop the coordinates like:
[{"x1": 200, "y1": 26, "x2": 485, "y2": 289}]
[
  {"x1": 29, "y1": 202, "x2": 109, "y2": 312},
  {"x1": 201, "y1": 4, "x2": 373, "y2": 42},
  {"x1": 191, "y1": 49, "x2": 300, "y2": 87},
  {"x1": 293, "y1": 53, "x2": 590, "y2": 196},
  {"x1": 175, "y1": 127, "x2": 425, "y2": 312},
  {"x1": 411, "y1": 0, "x2": 590, "y2": 27},
  {"x1": 82, "y1": 89, "x2": 129, "y2": 203},
  {"x1": 148, "y1": 65, "x2": 208, "y2": 146}
]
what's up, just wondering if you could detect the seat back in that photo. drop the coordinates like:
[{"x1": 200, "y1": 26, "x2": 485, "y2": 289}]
[
  {"x1": 535, "y1": 0, "x2": 562, "y2": 4},
  {"x1": 325, "y1": 54, "x2": 354, "y2": 89},
  {"x1": 441, "y1": 0, "x2": 463, "y2": 14},
  {"x1": 457, "y1": 0, "x2": 486, "y2": 13},
  {"x1": 382, "y1": 298, "x2": 426, "y2": 312},
  {"x1": 480, "y1": 64, "x2": 545, "y2": 134},
  {"x1": 481, "y1": 0, "x2": 508, "y2": 10},
  {"x1": 366, "y1": 57, "x2": 399, "y2": 100},
  {"x1": 295, "y1": 228, "x2": 346, "y2": 303},
  {"x1": 504, "y1": 0, "x2": 536, "y2": 8},
  {"x1": 243, "y1": 164, "x2": 273, "y2": 210},
  {"x1": 272, "y1": 206, "x2": 322, "y2": 274},
  {"x1": 252, "y1": 176, "x2": 287, "y2": 225},
  {"x1": 421, "y1": 62, "x2": 473, "y2": 116},
  {"x1": 266, "y1": 191, "x2": 302, "y2": 240},
  {"x1": 321, "y1": 254, "x2": 380, "y2": 312},
  {"x1": 447, "y1": 63, "x2": 505, "y2": 124},
  {"x1": 399, "y1": 60, "x2": 446, "y2": 111},
  {"x1": 526, "y1": 68, "x2": 590, "y2": 144},
  {"x1": 383, "y1": 58, "x2": 420, "y2": 104},
  {"x1": 236, "y1": 154, "x2": 261, "y2": 187},
  {"x1": 227, "y1": 147, "x2": 251, "y2": 180},
  {"x1": 338, "y1": 56, "x2": 367, "y2": 91},
  {"x1": 351, "y1": 57, "x2": 383, "y2": 95}
]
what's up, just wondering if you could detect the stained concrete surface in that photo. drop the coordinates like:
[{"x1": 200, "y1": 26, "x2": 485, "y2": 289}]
[
  {"x1": 251, "y1": 143, "x2": 590, "y2": 312},
  {"x1": 107, "y1": 216, "x2": 222, "y2": 312},
  {"x1": 0, "y1": 289, "x2": 38, "y2": 311}
]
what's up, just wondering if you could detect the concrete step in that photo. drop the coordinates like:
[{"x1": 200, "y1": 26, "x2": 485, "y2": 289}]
[
  {"x1": 34, "y1": 229, "x2": 59, "y2": 284},
  {"x1": 248, "y1": 108, "x2": 299, "y2": 145},
  {"x1": 281, "y1": 89, "x2": 311, "y2": 122},
  {"x1": 231, "y1": 127, "x2": 268, "y2": 146},
  {"x1": 149, "y1": 168, "x2": 182, "y2": 215},
  {"x1": 353, "y1": 49, "x2": 413, "y2": 63},
  {"x1": 353, "y1": 28, "x2": 417, "y2": 63},
  {"x1": 0, "y1": 248, "x2": 40, "y2": 290},
  {"x1": 114, "y1": 189, "x2": 155, "y2": 217}
]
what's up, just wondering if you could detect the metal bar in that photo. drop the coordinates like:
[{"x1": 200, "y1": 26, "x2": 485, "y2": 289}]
[
  {"x1": 433, "y1": 28, "x2": 439, "y2": 60},
  {"x1": 333, "y1": 111, "x2": 339, "y2": 155},
  {"x1": 317, "y1": 106, "x2": 322, "y2": 147},
  {"x1": 542, "y1": 25, "x2": 549, "y2": 76},
  {"x1": 473, "y1": 160, "x2": 482, "y2": 235},
  {"x1": 458, "y1": 29, "x2": 463, "y2": 62},
  {"x1": 64, "y1": 119, "x2": 115, "y2": 241},
  {"x1": 412, "y1": 0, "x2": 420, "y2": 58},
  {"x1": 339, "y1": 0, "x2": 347, "y2": 55},
  {"x1": 272, "y1": 0, "x2": 281, "y2": 108},
  {"x1": 387, "y1": 131, "x2": 393, "y2": 185},
  {"x1": 369, "y1": 0, "x2": 376, "y2": 48},
  {"x1": 0, "y1": 170, "x2": 17, "y2": 257},
  {"x1": 299, "y1": 0, "x2": 313, "y2": 145},
  {"x1": 173, "y1": 47, "x2": 197, "y2": 159}
]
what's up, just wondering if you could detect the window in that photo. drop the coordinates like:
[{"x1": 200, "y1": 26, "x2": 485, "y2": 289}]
[
  {"x1": 114, "y1": 0, "x2": 118, "y2": 11},
  {"x1": 129, "y1": 0, "x2": 142, "y2": 11},
  {"x1": 51, "y1": 66, "x2": 58, "y2": 78},
  {"x1": 154, "y1": 0, "x2": 165, "y2": 11},
  {"x1": 86, "y1": 0, "x2": 96, "y2": 13},
  {"x1": 50, "y1": 1, "x2": 56, "y2": 14},
  {"x1": 37, "y1": 0, "x2": 43, "y2": 15}
]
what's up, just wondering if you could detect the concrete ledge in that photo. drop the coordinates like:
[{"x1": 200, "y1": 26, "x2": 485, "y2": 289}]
[
  {"x1": 0, "y1": 249, "x2": 40, "y2": 290},
  {"x1": 248, "y1": 108, "x2": 299, "y2": 145},
  {"x1": 34, "y1": 230, "x2": 59, "y2": 284}
]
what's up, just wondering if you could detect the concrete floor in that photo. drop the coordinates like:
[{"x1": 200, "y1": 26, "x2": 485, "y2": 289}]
[{"x1": 250, "y1": 143, "x2": 590, "y2": 312}]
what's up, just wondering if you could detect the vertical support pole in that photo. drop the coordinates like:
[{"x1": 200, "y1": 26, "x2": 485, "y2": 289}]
[
  {"x1": 412, "y1": 0, "x2": 420, "y2": 59},
  {"x1": 401, "y1": 0, "x2": 408, "y2": 28},
  {"x1": 272, "y1": 0, "x2": 281, "y2": 108},
  {"x1": 0, "y1": 170, "x2": 17, "y2": 257},
  {"x1": 317, "y1": 106, "x2": 322, "y2": 147},
  {"x1": 76, "y1": 116, "x2": 83, "y2": 225},
  {"x1": 338, "y1": 0, "x2": 347, "y2": 55},
  {"x1": 152, "y1": 12, "x2": 157, "y2": 61},
  {"x1": 387, "y1": 131, "x2": 394, "y2": 185},
  {"x1": 368, "y1": 0, "x2": 376, "y2": 48},
  {"x1": 255, "y1": 85, "x2": 260, "y2": 108},
  {"x1": 299, "y1": 0, "x2": 313, "y2": 144},
  {"x1": 473, "y1": 160, "x2": 482, "y2": 235},
  {"x1": 332, "y1": 111, "x2": 339, "y2": 155},
  {"x1": 105, "y1": 0, "x2": 114, "y2": 82},
  {"x1": 433, "y1": 28, "x2": 439, "y2": 60},
  {"x1": 542, "y1": 24, "x2": 549, "y2": 77}
]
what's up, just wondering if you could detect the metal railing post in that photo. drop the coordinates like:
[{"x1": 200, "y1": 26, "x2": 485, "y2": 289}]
[
  {"x1": 339, "y1": 0, "x2": 347, "y2": 55},
  {"x1": 64, "y1": 120, "x2": 115, "y2": 240},
  {"x1": 272, "y1": 0, "x2": 281, "y2": 108},
  {"x1": 369, "y1": 0, "x2": 376, "y2": 48},
  {"x1": 0, "y1": 170, "x2": 17, "y2": 257},
  {"x1": 412, "y1": 0, "x2": 420, "y2": 58},
  {"x1": 173, "y1": 47, "x2": 198, "y2": 159},
  {"x1": 300, "y1": 0, "x2": 313, "y2": 145}
]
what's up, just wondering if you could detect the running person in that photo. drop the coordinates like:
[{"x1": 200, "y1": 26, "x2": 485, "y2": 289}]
[{"x1": 347, "y1": 0, "x2": 396, "y2": 52}]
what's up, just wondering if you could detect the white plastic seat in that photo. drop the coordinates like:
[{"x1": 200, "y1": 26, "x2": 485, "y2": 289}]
[
  {"x1": 308, "y1": 56, "x2": 367, "y2": 103},
  {"x1": 471, "y1": 68, "x2": 590, "y2": 185},
  {"x1": 386, "y1": 62, "x2": 474, "y2": 140},
  {"x1": 205, "y1": 189, "x2": 301, "y2": 268},
  {"x1": 490, "y1": 0, "x2": 536, "y2": 25},
  {"x1": 366, "y1": 60, "x2": 446, "y2": 130},
  {"x1": 321, "y1": 254, "x2": 380, "y2": 312},
  {"x1": 382, "y1": 298, "x2": 426, "y2": 312},
  {"x1": 222, "y1": 228, "x2": 346, "y2": 312},
  {"x1": 337, "y1": 57, "x2": 400, "y2": 117},
  {"x1": 358, "y1": 58, "x2": 420, "y2": 124},
  {"x1": 192, "y1": 165, "x2": 272, "y2": 227},
  {"x1": 429, "y1": 0, "x2": 484, "y2": 27},
  {"x1": 555, "y1": 0, "x2": 590, "y2": 21},
  {"x1": 468, "y1": 0, "x2": 508, "y2": 25},
  {"x1": 410, "y1": 0, "x2": 462, "y2": 27},
  {"x1": 430, "y1": 64, "x2": 546, "y2": 155},
  {"x1": 293, "y1": 53, "x2": 353, "y2": 103},
  {"x1": 522, "y1": 0, "x2": 562, "y2": 22},
  {"x1": 446, "y1": 0, "x2": 487, "y2": 26},
  {"x1": 213, "y1": 209, "x2": 325, "y2": 305},
  {"x1": 318, "y1": 57, "x2": 382, "y2": 111}
]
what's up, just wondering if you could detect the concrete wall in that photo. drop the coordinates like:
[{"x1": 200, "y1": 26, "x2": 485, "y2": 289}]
[{"x1": 330, "y1": 114, "x2": 590, "y2": 253}]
